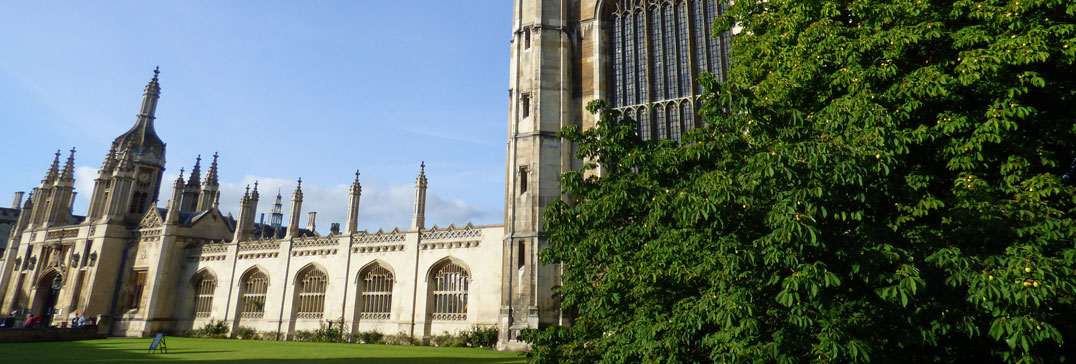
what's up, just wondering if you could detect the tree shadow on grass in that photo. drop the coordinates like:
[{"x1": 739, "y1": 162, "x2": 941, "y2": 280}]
[{"x1": 0, "y1": 339, "x2": 526, "y2": 364}]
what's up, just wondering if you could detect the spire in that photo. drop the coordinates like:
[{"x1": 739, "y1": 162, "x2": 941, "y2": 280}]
[
  {"x1": 351, "y1": 170, "x2": 362, "y2": 195},
  {"x1": 187, "y1": 155, "x2": 202, "y2": 186},
  {"x1": 286, "y1": 178, "x2": 304, "y2": 237},
  {"x1": 195, "y1": 152, "x2": 220, "y2": 212},
  {"x1": 346, "y1": 170, "x2": 362, "y2": 234},
  {"x1": 176, "y1": 168, "x2": 186, "y2": 186},
  {"x1": 269, "y1": 186, "x2": 284, "y2": 234},
  {"x1": 251, "y1": 181, "x2": 260, "y2": 201},
  {"x1": 100, "y1": 144, "x2": 118, "y2": 174},
  {"x1": 113, "y1": 67, "x2": 165, "y2": 159},
  {"x1": 411, "y1": 162, "x2": 427, "y2": 231},
  {"x1": 60, "y1": 147, "x2": 76, "y2": 181},
  {"x1": 204, "y1": 152, "x2": 219, "y2": 186},
  {"x1": 42, "y1": 150, "x2": 61, "y2": 184}
]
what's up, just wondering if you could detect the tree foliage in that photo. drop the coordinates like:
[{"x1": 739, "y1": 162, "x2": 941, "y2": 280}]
[{"x1": 527, "y1": 0, "x2": 1076, "y2": 363}]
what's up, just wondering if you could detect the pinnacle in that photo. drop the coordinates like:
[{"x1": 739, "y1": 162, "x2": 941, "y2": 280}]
[
  {"x1": 60, "y1": 147, "x2": 76, "y2": 180},
  {"x1": 43, "y1": 149, "x2": 61, "y2": 183},
  {"x1": 188, "y1": 155, "x2": 202, "y2": 186}
]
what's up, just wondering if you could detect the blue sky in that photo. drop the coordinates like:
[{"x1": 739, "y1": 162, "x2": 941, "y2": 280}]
[{"x1": 0, "y1": 1, "x2": 513, "y2": 232}]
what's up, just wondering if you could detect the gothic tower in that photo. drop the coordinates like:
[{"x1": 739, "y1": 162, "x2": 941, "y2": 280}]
[
  {"x1": 104, "y1": 67, "x2": 168, "y2": 224},
  {"x1": 501, "y1": 0, "x2": 583, "y2": 349},
  {"x1": 501, "y1": 0, "x2": 732, "y2": 349}
]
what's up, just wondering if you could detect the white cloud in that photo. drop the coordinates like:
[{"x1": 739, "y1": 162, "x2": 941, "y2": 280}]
[{"x1": 70, "y1": 166, "x2": 502, "y2": 234}]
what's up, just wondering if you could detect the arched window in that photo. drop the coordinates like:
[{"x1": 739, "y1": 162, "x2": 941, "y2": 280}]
[
  {"x1": 294, "y1": 266, "x2": 327, "y2": 319},
  {"x1": 607, "y1": 0, "x2": 729, "y2": 141},
  {"x1": 193, "y1": 272, "x2": 216, "y2": 317},
  {"x1": 239, "y1": 270, "x2": 269, "y2": 318},
  {"x1": 359, "y1": 264, "x2": 394, "y2": 320},
  {"x1": 429, "y1": 261, "x2": 469, "y2": 321}
]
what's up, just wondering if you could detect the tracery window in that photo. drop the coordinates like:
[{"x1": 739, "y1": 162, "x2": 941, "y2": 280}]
[
  {"x1": 239, "y1": 270, "x2": 268, "y2": 318},
  {"x1": 430, "y1": 261, "x2": 469, "y2": 321},
  {"x1": 610, "y1": 0, "x2": 729, "y2": 141},
  {"x1": 359, "y1": 264, "x2": 394, "y2": 320},
  {"x1": 193, "y1": 272, "x2": 216, "y2": 317},
  {"x1": 294, "y1": 266, "x2": 327, "y2": 319}
]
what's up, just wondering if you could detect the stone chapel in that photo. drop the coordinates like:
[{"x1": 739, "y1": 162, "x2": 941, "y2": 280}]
[{"x1": 0, "y1": 0, "x2": 730, "y2": 350}]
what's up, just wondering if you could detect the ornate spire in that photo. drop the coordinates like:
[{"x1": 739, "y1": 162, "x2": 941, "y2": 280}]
[
  {"x1": 293, "y1": 178, "x2": 304, "y2": 201},
  {"x1": 42, "y1": 150, "x2": 61, "y2": 184},
  {"x1": 187, "y1": 155, "x2": 202, "y2": 186},
  {"x1": 113, "y1": 67, "x2": 165, "y2": 160},
  {"x1": 350, "y1": 170, "x2": 362, "y2": 195},
  {"x1": 416, "y1": 161, "x2": 428, "y2": 187},
  {"x1": 60, "y1": 147, "x2": 76, "y2": 181},
  {"x1": 411, "y1": 162, "x2": 427, "y2": 231},
  {"x1": 346, "y1": 170, "x2": 362, "y2": 234},
  {"x1": 251, "y1": 181, "x2": 260, "y2": 200},
  {"x1": 175, "y1": 168, "x2": 186, "y2": 186},
  {"x1": 100, "y1": 144, "x2": 118, "y2": 173},
  {"x1": 204, "y1": 152, "x2": 219, "y2": 186}
]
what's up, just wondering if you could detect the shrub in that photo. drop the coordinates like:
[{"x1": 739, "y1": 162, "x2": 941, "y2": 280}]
[
  {"x1": 259, "y1": 331, "x2": 284, "y2": 341},
  {"x1": 309, "y1": 321, "x2": 348, "y2": 343},
  {"x1": 290, "y1": 330, "x2": 314, "y2": 342},
  {"x1": 430, "y1": 332, "x2": 466, "y2": 347},
  {"x1": 187, "y1": 320, "x2": 229, "y2": 339},
  {"x1": 231, "y1": 326, "x2": 259, "y2": 340},
  {"x1": 461, "y1": 326, "x2": 499, "y2": 348},
  {"x1": 383, "y1": 332, "x2": 416, "y2": 346},
  {"x1": 352, "y1": 330, "x2": 384, "y2": 344}
]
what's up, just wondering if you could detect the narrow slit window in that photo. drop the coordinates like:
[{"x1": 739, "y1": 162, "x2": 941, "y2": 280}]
[
  {"x1": 521, "y1": 94, "x2": 530, "y2": 118},
  {"x1": 517, "y1": 240, "x2": 526, "y2": 268},
  {"x1": 519, "y1": 166, "x2": 529, "y2": 195}
]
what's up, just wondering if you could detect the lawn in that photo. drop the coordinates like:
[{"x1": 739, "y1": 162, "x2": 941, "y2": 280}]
[{"x1": 0, "y1": 337, "x2": 526, "y2": 363}]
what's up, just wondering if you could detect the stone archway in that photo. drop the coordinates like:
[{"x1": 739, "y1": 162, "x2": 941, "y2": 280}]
[{"x1": 34, "y1": 271, "x2": 61, "y2": 327}]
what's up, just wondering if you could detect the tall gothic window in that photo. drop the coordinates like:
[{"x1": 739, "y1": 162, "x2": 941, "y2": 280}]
[
  {"x1": 294, "y1": 265, "x2": 327, "y2": 319},
  {"x1": 359, "y1": 264, "x2": 394, "y2": 320},
  {"x1": 609, "y1": 0, "x2": 729, "y2": 141},
  {"x1": 239, "y1": 269, "x2": 269, "y2": 318},
  {"x1": 193, "y1": 271, "x2": 216, "y2": 317},
  {"x1": 429, "y1": 261, "x2": 469, "y2": 321}
]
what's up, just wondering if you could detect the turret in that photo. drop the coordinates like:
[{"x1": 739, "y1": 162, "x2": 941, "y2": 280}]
[
  {"x1": 44, "y1": 147, "x2": 78, "y2": 225},
  {"x1": 86, "y1": 146, "x2": 118, "y2": 221},
  {"x1": 269, "y1": 188, "x2": 284, "y2": 234},
  {"x1": 345, "y1": 170, "x2": 361, "y2": 234},
  {"x1": 286, "y1": 178, "x2": 303, "y2": 238},
  {"x1": 105, "y1": 68, "x2": 168, "y2": 222},
  {"x1": 232, "y1": 182, "x2": 259, "y2": 242},
  {"x1": 166, "y1": 169, "x2": 185, "y2": 224},
  {"x1": 28, "y1": 151, "x2": 61, "y2": 226},
  {"x1": 411, "y1": 162, "x2": 427, "y2": 231},
  {"x1": 180, "y1": 155, "x2": 202, "y2": 212},
  {"x1": 196, "y1": 152, "x2": 220, "y2": 211}
]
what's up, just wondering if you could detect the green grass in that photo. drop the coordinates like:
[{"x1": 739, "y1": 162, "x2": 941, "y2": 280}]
[{"x1": 0, "y1": 337, "x2": 526, "y2": 363}]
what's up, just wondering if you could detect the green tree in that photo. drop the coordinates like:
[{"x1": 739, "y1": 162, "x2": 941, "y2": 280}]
[{"x1": 527, "y1": 0, "x2": 1076, "y2": 363}]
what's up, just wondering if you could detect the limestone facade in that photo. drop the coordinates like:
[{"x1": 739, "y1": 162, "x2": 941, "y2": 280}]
[
  {"x1": 0, "y1": 70, "x2": 506, "y2": 341},
  {"x1": 500, "y1": 0, "x2": 730, "y2": 349},
  {"x1": 0, "y1": 1, "x2": 730, "y2": 349}
]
